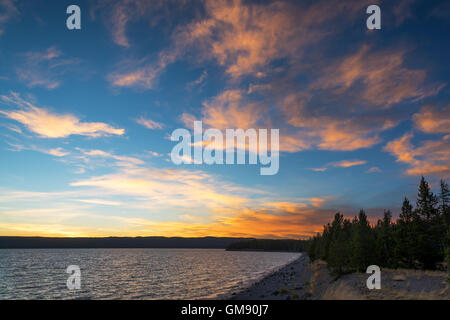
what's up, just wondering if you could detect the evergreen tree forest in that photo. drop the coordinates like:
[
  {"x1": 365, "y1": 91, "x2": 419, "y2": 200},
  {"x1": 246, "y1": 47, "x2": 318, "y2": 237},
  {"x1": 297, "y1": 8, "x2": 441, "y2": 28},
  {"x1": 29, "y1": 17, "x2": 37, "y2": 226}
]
[{"x1": 307, "y1": 177, "x2": 450, "y2": 275}]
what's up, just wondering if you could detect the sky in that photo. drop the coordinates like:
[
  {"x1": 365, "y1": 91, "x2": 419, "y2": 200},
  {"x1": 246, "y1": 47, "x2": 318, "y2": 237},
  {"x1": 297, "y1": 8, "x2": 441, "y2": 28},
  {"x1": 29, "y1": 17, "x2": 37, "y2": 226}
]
[{"x1": 0, "y1": 0, "x2": 449, "y2": 238}]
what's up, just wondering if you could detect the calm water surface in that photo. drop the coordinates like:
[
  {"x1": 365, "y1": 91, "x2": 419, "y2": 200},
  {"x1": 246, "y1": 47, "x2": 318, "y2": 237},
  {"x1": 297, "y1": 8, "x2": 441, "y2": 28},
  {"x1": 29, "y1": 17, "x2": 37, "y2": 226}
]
[{"x1": 0, "y1": 248, "x2": 301, "y2": 299}]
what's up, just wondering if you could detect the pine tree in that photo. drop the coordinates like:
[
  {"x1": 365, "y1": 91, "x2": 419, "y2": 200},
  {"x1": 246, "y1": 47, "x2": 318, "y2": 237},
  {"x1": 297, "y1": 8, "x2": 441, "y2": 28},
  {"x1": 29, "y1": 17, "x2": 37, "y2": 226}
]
[
  {"x1": 399, "y1": 197, "x2": 413, "y2": 223},
  {"x1": 446, "y1": 228, "x2": 450, "y2": 265},
  {"x1": 376, "y1": 210, "x2": 394, "y2": 267},
  {"x1": 439, "y1": 180, "x2": 450, "y2": 228},
  {"x1": 416, "y1": 176, "x2": 439, "y2": 221},
  {"x1": 307, "y1": 176, "x2": 449, "y2": 272},
  {"x1": 351, "y1": 210, "x2": 375, "y2": 272},
  {"x1": 394, "y1": 198, "x2": 418, "y2": 268},
  {"x1": 414, "y1": 177, "x2": 442, "y2": 269}
]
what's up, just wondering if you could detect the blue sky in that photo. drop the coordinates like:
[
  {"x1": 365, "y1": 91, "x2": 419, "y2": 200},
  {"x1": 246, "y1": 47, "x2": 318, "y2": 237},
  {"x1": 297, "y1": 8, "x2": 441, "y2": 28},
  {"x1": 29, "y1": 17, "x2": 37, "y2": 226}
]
[{"x1": 0, "y1": 0, "x2": 449, "y2": 238}]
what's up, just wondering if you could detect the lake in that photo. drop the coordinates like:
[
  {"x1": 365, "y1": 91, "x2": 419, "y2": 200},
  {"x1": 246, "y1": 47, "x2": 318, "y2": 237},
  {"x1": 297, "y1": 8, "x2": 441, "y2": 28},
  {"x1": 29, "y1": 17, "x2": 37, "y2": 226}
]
[{"x1": 0, "y1": 248, "x2": 301, "y2": 299}]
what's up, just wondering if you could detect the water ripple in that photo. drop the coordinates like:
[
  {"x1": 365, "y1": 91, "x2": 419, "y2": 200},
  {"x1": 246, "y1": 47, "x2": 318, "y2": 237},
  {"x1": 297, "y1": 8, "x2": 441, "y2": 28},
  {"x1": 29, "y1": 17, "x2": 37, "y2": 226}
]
[{"x1": 0, "y1": 248, "x2": 300, "y2": 300}]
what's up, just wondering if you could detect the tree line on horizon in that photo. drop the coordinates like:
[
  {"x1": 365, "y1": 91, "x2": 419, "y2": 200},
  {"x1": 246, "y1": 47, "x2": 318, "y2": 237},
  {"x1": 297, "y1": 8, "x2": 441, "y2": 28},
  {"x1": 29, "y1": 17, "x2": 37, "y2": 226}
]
[
  {"x1": 307, "y1": 177, "x2": 450, "y2": 275},
  {"x1": 226, "y1": 239, "x2": 308, "y2": 252}
]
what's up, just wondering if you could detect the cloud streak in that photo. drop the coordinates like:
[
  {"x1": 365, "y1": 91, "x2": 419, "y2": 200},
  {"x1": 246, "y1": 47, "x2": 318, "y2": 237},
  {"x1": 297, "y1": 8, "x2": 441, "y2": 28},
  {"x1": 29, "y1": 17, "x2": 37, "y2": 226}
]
[
  {"x1": 413, "y1": 104, "x2": 450, "y2": 134},
  {"x1": 136, "y1": 116, "x2": 164, "y2": 129},
  {"x1": 0, "y1": 0, "x2": 19, "y2": 37},
  {"x1": 16, "y1": 47, "x2": 80, "y2": 89},
  {"x1": 0, "y1": 92, "x2": 125, "y2": 138},
  {"x1": 384, "y1": 133, "x2": 450, "y2": 178}
]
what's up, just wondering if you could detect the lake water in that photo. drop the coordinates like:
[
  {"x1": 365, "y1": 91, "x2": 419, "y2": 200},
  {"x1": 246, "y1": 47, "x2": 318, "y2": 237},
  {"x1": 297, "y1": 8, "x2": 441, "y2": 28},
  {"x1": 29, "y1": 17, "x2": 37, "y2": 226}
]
[{"x1": 0, "y1": 248, "x2": 301, "y2": 299}]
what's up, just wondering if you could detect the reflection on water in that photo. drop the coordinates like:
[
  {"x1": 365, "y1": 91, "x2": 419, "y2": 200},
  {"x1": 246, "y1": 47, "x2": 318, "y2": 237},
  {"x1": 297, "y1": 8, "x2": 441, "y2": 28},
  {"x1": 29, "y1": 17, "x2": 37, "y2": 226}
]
[{"x1": 0, "y1": 248, "x2": 300, "y2": 299}]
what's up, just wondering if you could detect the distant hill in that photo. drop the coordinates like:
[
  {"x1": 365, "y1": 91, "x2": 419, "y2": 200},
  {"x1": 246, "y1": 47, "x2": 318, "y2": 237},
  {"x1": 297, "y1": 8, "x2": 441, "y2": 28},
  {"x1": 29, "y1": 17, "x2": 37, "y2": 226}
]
[
  {"x1": 0, "y1": 236, "x2": 256, "y2": 249},
  {"x1": 226, "y1": 239, "x2": 308, "y2": 252}
]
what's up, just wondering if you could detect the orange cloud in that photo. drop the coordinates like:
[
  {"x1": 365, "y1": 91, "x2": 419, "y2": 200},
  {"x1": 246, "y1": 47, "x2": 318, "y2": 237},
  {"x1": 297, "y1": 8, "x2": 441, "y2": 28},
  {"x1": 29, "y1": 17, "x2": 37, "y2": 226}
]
[
  {"x1": 384, "y1": 133, "x2": 450, "y2": 178},
  {"x1": 315, "y1": 123, "x2": 382, "y2": 151},
  {"x1": 109, "y1": 51, "x2": 177, "y2": 89},
  {"x1": 331, "y1": 160, "x2": 367, "y2": 168},
  {"x1": 413, "y1": 104, "x2": 450, "y2": 134},
  {"x1": 182, "y1": 85, "x2": 394, "y2": 153},
  {"x1": 200, "y1": 89, "x2": 262, "y2": 130},
  {"x1": 0, "y1": 92, "x2": 124, "y2": 138},
  {"x1": 312, "y1": 45, "x2": 444, "y2": 108},
  {"x1": 136, "y1": 116, "x2": 164, "y2": 129},
  {"x1": 174, "y1": 0, "x2": 367, "y2": 79},
  {"x1": 278, "y1": 132, "x2": 310, "y2": 153},
  {"x1": 0, "y1": 204, "x2": 333, "y2": 239},
  {"x1": 109, "y1": 69, "x2": 152, "y2": 87},
  {"x1": 0, "y1": 181, "x2": 347, "y2": 239},
  {"x1": 105, "y1": 199, "x2": 338, "y2": 239},
  {"x1": 181, "y1": 89, "x2": 310, "y2": 153},
  {"x1": 283, "y1": 91, "x2": 396, "y2": 151},
  {"x1": 107, "y1": 0, "x2": 368, "y2": 88},
  {"x1": 310, "y1": 160, "x2": 368, "y2": 172}
]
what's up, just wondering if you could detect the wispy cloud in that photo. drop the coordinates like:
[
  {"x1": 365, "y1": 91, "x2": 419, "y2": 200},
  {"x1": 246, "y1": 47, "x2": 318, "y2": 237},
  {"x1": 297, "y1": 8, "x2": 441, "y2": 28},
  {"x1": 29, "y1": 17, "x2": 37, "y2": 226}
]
[
  {"x1": 0, "y1": 184, "x2": 338, "y2": 238},
  {"x1": 331, "y1": 160, "x2": 367, "y2": 168},
  {"x1": 92, "y1": 0, "x2": 173, "y2": 48},
  {"x1": 5, "y1": 141, "x2": 70, "y2": 157},
  {"x1": 311, "y1": 159, "x2": 367, "y2": 172},
  {"x1": 70, "y1": 167, "x2": 250, "y2": 209},
  {"x1": 105, "y1": 0, "x2": 367, "y2": 89},
  {"x1": 311, "y1": 45, "x2": 444, "y2": 108},
  {"x1": 384, "y1": 133, "x2": 450, "y2": 178},
  {"x1": 76, "y1": 199, "x2": 122, "y2": 206},
  {"x1": 186, "y1": 70, "x2": 208, "y2": 91},
  {"x1": 184, "y1": 89, "x2": 262, "y2": 130},
  {"x1": 76, "y1": 148, "x2": 144, "y2": 167},
  {"x1": 413, "y1": 104, "x2": 450, "y2": 134},
  {"x1": 385, "y1": 105, "x2": 450, "y2": 178},
  {"x1": 16, "y1": 47, "x2": 80, "y2": 89},
  {"x1": 0, "y1": 0, "x2": 19, "y2": 37},
  {"x1": 172, "y1": 0, "x2": 366, "y2": 79},
  {"x1": 108, "y1": 52, "x2": 177, "y2": 89},
  {"x1": 367, "y1": 167, "x2": 382, "y2": 173},
  {"x1": 0, "y1": 92, "x2": 125, "y2": 138},
  {"x1": 136, "y1": 116, "x2": 164, "y2": 129}
]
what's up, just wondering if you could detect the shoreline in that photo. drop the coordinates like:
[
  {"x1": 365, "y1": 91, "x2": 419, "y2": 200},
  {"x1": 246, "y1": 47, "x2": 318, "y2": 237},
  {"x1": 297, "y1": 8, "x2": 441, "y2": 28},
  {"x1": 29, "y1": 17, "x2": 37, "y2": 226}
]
[
  {"x1": 227, "y1": 253, "x2": 317, "y2": 300},
  {"x1": 226, "y1": 254, "x2": 450, "y2": 300}
]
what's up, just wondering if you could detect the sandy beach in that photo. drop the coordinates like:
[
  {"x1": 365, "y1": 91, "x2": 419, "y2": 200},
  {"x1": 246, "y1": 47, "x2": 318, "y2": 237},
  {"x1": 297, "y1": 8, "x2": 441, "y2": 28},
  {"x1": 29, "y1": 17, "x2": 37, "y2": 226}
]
[{"x1": 229, "y1": 254, "x2": 450, "y2": 300}]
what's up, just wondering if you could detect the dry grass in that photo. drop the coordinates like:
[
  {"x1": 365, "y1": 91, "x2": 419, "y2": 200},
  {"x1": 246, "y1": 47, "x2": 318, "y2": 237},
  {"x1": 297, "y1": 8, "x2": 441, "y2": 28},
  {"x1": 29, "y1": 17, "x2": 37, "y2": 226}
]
[
  {"x1": 321, "y1": 282, "x2": 364, "y2": 300},
  {"x1": 385, "y1": 268, "x2": 447, "y2": 278},
  {"x1": 379, "y1": 288, "x2": 448, "y2": 300},
  {"x1": 392, "y1": 274, "x2": 406, "y2": 281},
  {"x1": 316, "y1": 263, "x2": 449, "y2": 300},
  {"x1": 307, "y1": 260, "x2": 327, "y2": 296}
]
